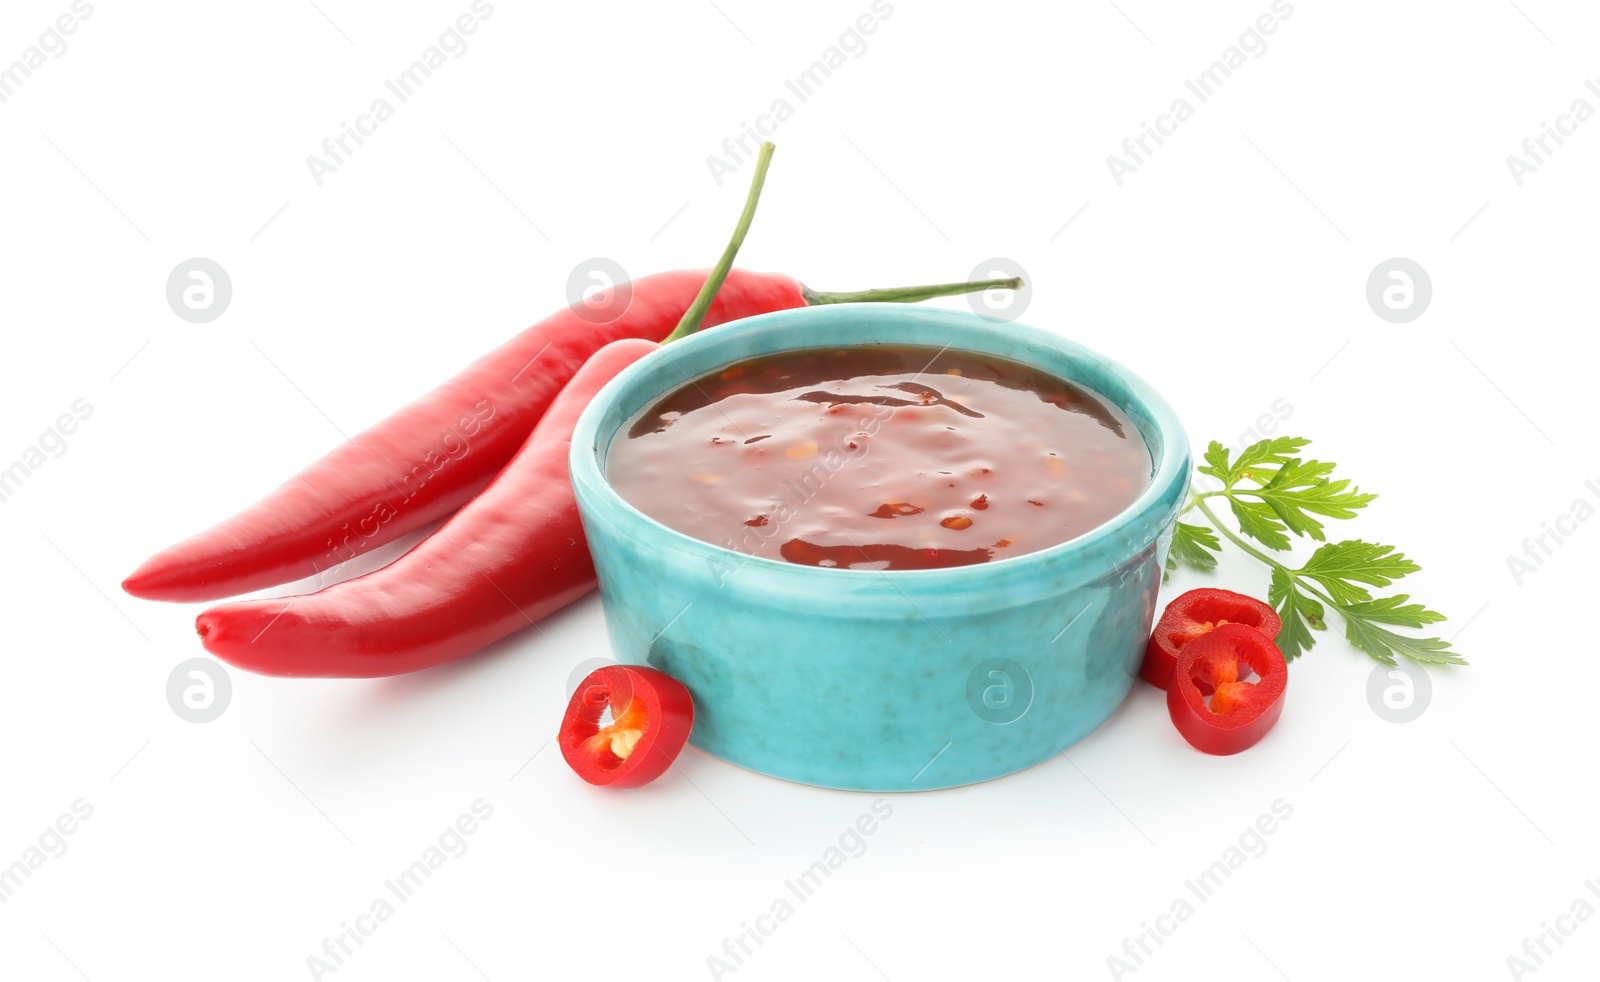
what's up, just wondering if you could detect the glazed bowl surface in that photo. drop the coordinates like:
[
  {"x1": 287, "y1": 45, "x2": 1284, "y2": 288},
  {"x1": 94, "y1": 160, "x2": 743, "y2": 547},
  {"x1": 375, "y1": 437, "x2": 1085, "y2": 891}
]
[{"x1": 570, "y1": 304, "x2": 1190, "y2": 791}]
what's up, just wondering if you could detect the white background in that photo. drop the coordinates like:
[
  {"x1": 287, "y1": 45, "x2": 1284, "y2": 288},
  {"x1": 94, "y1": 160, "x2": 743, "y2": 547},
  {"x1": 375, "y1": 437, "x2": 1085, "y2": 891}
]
[{"x1": 1, "y1": 1, "x2": 1596, "y2": 979}]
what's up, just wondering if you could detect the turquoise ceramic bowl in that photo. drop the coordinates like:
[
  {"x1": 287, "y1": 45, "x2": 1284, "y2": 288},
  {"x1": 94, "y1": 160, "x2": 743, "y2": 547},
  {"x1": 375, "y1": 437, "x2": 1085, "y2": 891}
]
[{"x1": 570, "y1": 305, "x2": 1190, "y2": 791}]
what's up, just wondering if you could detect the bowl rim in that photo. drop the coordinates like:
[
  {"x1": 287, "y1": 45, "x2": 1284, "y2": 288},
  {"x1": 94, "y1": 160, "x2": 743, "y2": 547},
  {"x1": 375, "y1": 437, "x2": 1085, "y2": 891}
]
[{"x1": 570, "y1": 303, "x2": 1191, "y2": 588}]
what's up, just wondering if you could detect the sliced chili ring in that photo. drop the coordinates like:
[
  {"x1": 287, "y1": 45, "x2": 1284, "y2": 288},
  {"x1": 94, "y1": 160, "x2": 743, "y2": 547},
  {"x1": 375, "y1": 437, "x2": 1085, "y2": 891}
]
[
  {"x1": 1140, "y1": 587, "x2": 1282, "y2": 690},
  {"x1": 558, "y1": 665, "x2": 695, "y2": 787},
  {"x1": 1166, "y1": 623, "x2": 1288, "y2": 756}
]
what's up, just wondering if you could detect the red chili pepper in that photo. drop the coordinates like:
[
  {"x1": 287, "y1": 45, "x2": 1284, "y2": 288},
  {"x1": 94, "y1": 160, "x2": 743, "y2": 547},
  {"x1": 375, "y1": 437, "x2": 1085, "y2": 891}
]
[
  {"x1": 193, "y1": 142, "x2": 778, "y2": 677},
  {"x1": 1140, "y1": 587, "x2": 1282, "y2": 690},
  {"x1": 1166, "y1": 623, "x2": 1288, "y2": 755},
  {"x1": 558, "y1": 665, "x2": 695, "y2": 788},
  {"x1": 192, "y1": 337, "x2": 656, "y2": 677},
  {"x1": 123, "y1": 205, "x2": 1020, "y2": 603}
]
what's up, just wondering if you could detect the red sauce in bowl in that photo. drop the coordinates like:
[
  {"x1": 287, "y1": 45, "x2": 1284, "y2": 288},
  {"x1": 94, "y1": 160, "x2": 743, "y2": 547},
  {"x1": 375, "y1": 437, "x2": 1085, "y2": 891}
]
[{"x1": 606, "y1": 345, "x2": 1152, "y2": 571}]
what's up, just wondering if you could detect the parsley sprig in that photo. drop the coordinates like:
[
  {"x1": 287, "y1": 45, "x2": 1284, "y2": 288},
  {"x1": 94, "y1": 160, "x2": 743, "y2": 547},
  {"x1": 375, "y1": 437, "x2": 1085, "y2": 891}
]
[{"x1": 1168, "y1": 437, "x2": 1464, "y2": 667}]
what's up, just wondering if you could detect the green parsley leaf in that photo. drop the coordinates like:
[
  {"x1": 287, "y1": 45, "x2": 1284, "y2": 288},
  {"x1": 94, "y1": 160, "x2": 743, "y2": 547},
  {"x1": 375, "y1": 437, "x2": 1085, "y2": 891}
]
[
  {"x1": 1198, "y1": 441, "x2": 1235, "y2": 483},
  {"x1": 1197, "y1": 437, "x2": 1312, "y2": 487},
  {"x1": 1343, "y1": 616, "x2": 1465, "y2": 667},
  {"x1": 1297, "y1": 540, "x2": 1420, "y2": 604},
  {"x1": 1228, "y1": 497, "x2": 1293, "y2": 551},
  {"x1": 1268, "y1": 566, "x2": 1325, "y2": 661},
  {"x1": 1166, "y1": 521, "x2": 1222, "y2": 577},
  {"x1": 1231, "y1": 436, "x2": 1313, "y2": 481},
  {"x1": 1253, "y1": 459, "x2": 1376, "y2": 541},
  {"x1": 1339, "y1": 594, "x2": 1447, "y2": 628},
  {"x1": 1183, "y1": 436, "x2": 1465, "y2": 669}
]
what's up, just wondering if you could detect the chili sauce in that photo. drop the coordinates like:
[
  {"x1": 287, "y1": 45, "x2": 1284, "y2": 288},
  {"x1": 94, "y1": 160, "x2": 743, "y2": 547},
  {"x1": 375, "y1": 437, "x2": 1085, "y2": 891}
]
[{"x1": 606, "y1": 345, "x2": 1152, "y2": 571}]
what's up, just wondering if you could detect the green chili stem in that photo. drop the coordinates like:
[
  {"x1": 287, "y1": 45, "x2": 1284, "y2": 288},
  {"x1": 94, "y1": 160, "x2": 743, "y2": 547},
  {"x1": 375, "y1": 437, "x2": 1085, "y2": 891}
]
[
  {"x1": 661, "y1": 142, "x2": 776, "y2": 345},
  {"x1": 804, "y1": 277, "x2": 1024, "y2": 305}
]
